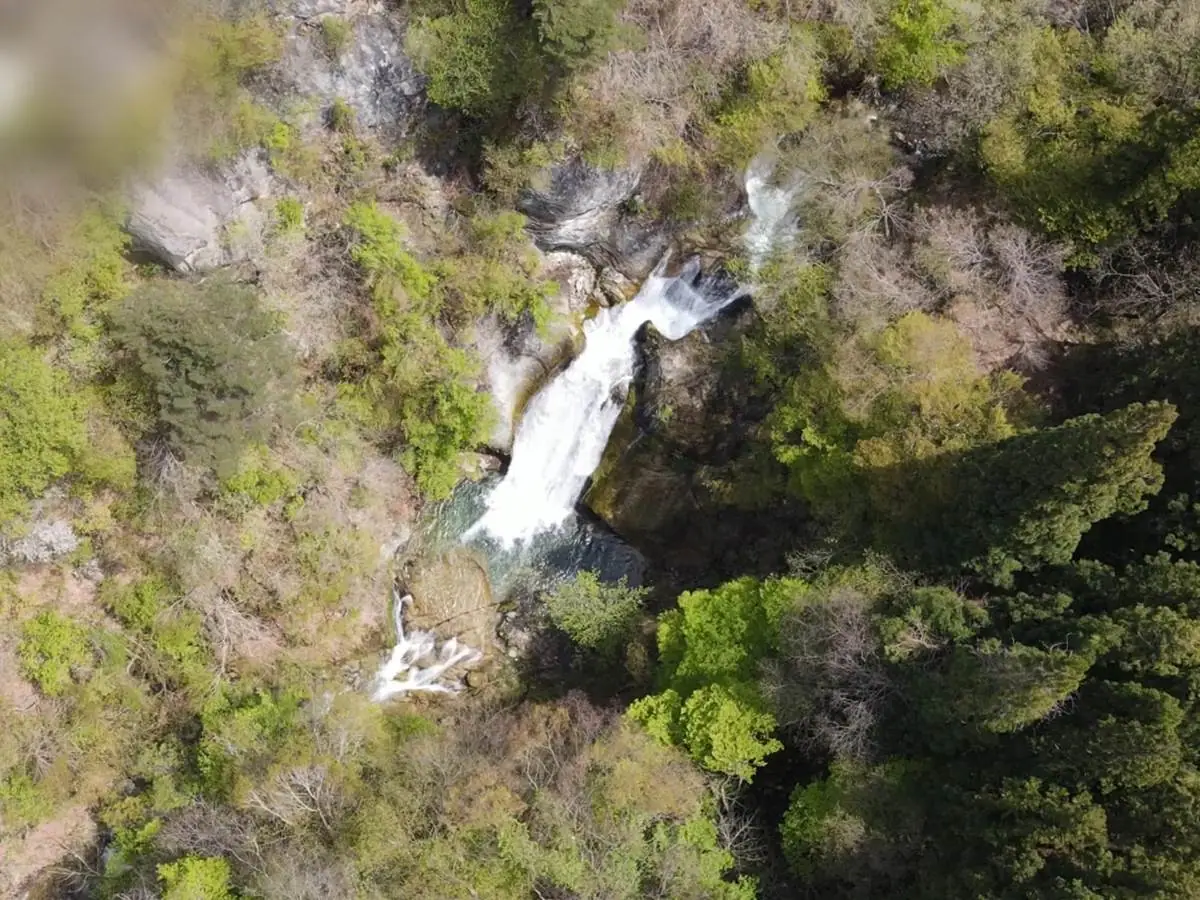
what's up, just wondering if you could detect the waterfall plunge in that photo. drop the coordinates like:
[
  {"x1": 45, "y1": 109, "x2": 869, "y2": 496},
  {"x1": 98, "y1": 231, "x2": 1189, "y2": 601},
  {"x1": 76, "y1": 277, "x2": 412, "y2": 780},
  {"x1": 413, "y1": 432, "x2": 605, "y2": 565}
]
[
  {"x1": 466, "y1": 259, "x2": 744, "y2": 547},
  {"x1": 465, "y1": 164, "x2": 792, "y2": 548}
]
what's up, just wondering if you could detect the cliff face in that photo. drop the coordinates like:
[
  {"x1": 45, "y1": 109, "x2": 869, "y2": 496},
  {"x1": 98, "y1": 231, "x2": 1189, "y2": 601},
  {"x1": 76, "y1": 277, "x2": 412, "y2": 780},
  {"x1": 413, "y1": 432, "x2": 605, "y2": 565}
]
[{"x1": 583, "y1": 298, "x2": 809, "y2": 586}]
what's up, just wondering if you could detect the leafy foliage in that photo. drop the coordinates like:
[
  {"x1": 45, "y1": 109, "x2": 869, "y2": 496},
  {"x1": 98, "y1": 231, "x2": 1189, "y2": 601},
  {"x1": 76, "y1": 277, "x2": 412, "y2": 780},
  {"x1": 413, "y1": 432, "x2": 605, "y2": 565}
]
[
  {"x1": 0, "y1": 342, "x2": 89, "y2": 523},
  {"x1": 630, "y1": 577, "x2": 801, "y2": 779},
  {"x1": 18, "y1": 610, "x2": 93, "y2": 696},
  {"x1": 533, "y1": 0, "x2": 627, "y2": 71},
  {"x1": 545, "y1": 571, "x2": 647, "y2": 655},
  {"x1": 874, "y1": 0, "x2": 965, "y2": 89},
  {"x1": 407, "y1": 0, "x2": 543, "y2": 119},
  {"x1": 158, "y1": 855, "x2": 234, "y2": 900}
]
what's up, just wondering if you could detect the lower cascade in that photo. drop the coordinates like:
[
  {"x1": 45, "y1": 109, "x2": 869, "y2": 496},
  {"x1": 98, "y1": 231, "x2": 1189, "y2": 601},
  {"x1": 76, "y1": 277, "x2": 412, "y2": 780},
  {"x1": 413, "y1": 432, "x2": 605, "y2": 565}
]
[
  {"x1": 371, "y1": 593, "x2": 483, "y2": 700},
  {"x1": 465, "y1": 258, "x2": 745, "y2": 547}
]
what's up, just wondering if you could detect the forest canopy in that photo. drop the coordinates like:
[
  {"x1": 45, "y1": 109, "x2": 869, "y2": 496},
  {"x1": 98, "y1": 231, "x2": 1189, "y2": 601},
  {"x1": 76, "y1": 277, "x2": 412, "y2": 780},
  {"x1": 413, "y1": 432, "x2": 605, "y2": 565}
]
[{"x1": 4, "y1": 1, "x2": 1200, "y2": 899}]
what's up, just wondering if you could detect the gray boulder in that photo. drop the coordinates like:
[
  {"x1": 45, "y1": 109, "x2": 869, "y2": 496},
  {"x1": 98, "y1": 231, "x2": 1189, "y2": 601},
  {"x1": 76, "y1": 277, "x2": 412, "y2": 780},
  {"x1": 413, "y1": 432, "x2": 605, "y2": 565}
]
[
  {"x1": 519, "y1": 159, "x2": 667, "y2": 279},
  {"x1": 126, "y1": 151, "x2": 272, "y2": 272},
  {"x1": 1, "y1": 519, "x2": 80, "y2": 565}
]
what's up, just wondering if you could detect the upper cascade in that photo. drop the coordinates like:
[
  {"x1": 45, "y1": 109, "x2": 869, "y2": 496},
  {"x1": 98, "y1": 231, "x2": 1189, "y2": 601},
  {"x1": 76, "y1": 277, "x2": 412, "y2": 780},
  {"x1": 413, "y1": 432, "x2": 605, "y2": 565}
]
[{"x1": 466, "y1": 258, "x2": 745, "y2": 547}]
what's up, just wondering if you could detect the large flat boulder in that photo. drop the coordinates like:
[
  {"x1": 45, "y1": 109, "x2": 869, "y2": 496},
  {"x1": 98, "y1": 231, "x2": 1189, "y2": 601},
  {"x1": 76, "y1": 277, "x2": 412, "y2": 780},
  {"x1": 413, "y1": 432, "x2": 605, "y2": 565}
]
[{"x1": 126, "y1": 151, "x2": 271, "y2": 272}]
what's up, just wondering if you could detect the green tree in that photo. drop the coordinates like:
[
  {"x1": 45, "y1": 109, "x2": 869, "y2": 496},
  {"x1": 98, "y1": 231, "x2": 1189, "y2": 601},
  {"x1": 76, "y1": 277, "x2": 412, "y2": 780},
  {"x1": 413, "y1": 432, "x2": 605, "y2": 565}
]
[
  {"x1": 965, "y1": 778, "x2": 1112, "y2": 894},
  {"x1": 407, "y1": 0, "x2": 542, "y2": 119},
  {"x1": 630, "y1": 577, "x2": 802, "y2": 779},
  {"x1": 979, "y1": 21, "x2": 1200, "y2": 260},
  {"x1": 0, "y1": 342, "x2": 88, "y2": 523},
  {"x1": 545, "y1": 571, "x2": 647, "y2": 655},
  {"x1": 781, "y1": 760, "x2": 922, "y2": 889},
  {"x1": 110, "y1": 279, "x2": 294, "y2": 476},
  {"x1": 533, "y1": 0, "x2": 625, "y2": 71},
  {"x1": 885, "y1": 401, "x2": 1176, "y2": 583},
  {"x1": 917, "y1": 641, "x2": 1092, "y2": 737},
  {"x1": 707, "y1": 26, "x2": 826, "y2": 165},
  {"x1": 158, "y1": 855, "x2": 234, "y2": 900},
  {"x1": 18, "y1": 610, "x2": 93, "y2": 696},
  {"x1": 873, "y1": 0, "x2": 965, "y2": 89},
  {"x1": 677, "y1": 683, "x2": 782, "y2": 780}
]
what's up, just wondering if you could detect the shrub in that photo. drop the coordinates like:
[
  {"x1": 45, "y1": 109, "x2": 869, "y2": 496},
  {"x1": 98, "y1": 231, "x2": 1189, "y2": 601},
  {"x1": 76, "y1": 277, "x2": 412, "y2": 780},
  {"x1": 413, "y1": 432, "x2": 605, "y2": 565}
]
[
  {"x1": 221, "y1": 445, "x2": 298, "y2": 509},
  {"x1": 328, "y1": 97, "x2": 356, "y2": 134},
  {"x1": 109, "y1": 279, "x2": 295, "y2": 476},
  {"x1": 19, "y1": 610, "x2": 93, "y2": 696},
  {"x1": 343, "y1": 202, "x2": 501, "y2": 498},
  {"x1": 874, "y1": 0, "x2": 965, "y2": 89},
  {"x1": 483, "y1": 140, "x2": 558, "y2": 203},
  {"x1": 320, "y1": 16, "x2": 353, "y2": 59},
  {"x1": 41, "y1": 206, "x2": 130, "y2": 342},
  {"x1": 392, "y1": 353, "x2": 495, "y2": 499},
  {"x1": 532, "y1": 0, "x2": 626, "y2": 71},
  {"x1": 181, "y1": 15, "x2": 285, "y2": 158},
  {"x1": 158, "y1": 855, "x2": 234, "y2": 900},
  {"x1": 407, "y1": 0, "x2": 543, "y2": 118},
  {"x1": 0, "y1": 342, "x2": 88, "y2": 523},
  {"x1": 546, "y1": 571, "x2": 647, "y2": 655},
  {"x1": 273, "y1": 196, "x2": 305, "y2": 233}
]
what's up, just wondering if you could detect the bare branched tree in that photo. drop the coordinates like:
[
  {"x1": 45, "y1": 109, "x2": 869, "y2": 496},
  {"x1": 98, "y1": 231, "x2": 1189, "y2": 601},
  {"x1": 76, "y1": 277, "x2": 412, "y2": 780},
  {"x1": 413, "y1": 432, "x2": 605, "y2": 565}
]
[
  {"x1": 245, "y1": 764, "x2": 345, "y2": 835},
  {"x1": 1089, "y1": 238, "x2": 1200, "y2": 321},
  {"x1": 764, "y1": 588, "x2": 893, "y2": 762},
  {"x1": 252, "y1": 845, "x2": 355, "y2": 900},
  {"x1": 710, "y1": 777, "x2": 768, "y2": 865},
  {"x1": 989, "y1": 223, "x2": 1067, "y2": 327},
  {"x1": 158, "y1": 801, "x2": 270, "y2": 875},
  {"x1": 193, "y1": 586, "x2": 276, "y2": 676},
  {"x1": 582, "y1": 0, "x2": 783, "y2": 155},
  {"x1": 833, "y1": 231, "x2": 934, "y2": 325}
]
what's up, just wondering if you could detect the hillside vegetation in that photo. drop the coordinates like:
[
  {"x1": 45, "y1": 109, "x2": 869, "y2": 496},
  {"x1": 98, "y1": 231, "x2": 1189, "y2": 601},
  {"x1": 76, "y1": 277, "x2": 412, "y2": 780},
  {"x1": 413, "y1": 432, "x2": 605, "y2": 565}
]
[{"x1": 4, "y1": 1, "x2": 1200, "y2": 898}]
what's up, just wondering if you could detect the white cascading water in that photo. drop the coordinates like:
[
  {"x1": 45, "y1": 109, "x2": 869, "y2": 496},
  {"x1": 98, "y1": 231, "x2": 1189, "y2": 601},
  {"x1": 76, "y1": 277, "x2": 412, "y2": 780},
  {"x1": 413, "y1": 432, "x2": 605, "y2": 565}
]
[
  {"x1": 465, "y1": 162, "x2": 791, "y2": 548},
  {"x1": 371, "y1": 593, "x2": 483, "y2": 700},
  {"x1": 465, "y1": 258, "x2": 744, "y2": 547},
  {"x1": 744, "y1": 155, "x2": 798, "y2": 272}
]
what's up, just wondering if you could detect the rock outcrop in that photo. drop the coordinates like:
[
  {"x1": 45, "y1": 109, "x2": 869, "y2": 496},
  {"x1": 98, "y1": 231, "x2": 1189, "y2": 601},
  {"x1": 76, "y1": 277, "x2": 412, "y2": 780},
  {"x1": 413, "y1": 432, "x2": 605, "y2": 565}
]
[
  {"x1": 277, "y1": 1, "x2": 424, "y2": 134},
  {"x1": 583, "y1": 293, "x2": 804, "y2": 584},
  {"x1": 519, "y1": 158, "x2": 668, "y2": 280},
  {"x1": 1, "y1": 519, "x2": 79, "y2": 565},
  {"x1": 126, "y1": 151, "x2": 272, "y2": 272},
  {"x1": 477, "y1": 251, "x2": 596, "y2": 453}
]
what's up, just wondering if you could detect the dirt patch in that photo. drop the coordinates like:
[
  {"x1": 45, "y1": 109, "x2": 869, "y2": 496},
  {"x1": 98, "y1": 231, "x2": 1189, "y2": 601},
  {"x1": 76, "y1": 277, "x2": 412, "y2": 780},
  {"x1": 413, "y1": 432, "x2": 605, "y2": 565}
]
[
  {"x1": 0, "y1": 638, "x2": 37, "y2": 716},
  {"x1": 0, "y1": 803, "x2": 96, "y2": 900}
]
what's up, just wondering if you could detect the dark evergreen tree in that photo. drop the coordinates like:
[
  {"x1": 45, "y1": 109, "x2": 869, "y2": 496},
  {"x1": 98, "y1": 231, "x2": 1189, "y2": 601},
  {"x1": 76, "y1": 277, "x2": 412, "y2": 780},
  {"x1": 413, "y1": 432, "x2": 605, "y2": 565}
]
[
  {"x1": 110, "y1": 279, "x2": 294, "y2": 475},
  {"x1": 883, "y1": 402, "x2": 1176, "y2": 584}
]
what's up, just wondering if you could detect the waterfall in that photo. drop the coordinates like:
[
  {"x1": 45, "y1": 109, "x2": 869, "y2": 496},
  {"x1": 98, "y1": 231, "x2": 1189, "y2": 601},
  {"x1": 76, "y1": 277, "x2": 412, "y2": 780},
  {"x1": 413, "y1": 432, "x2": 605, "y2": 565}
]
[
  {"x1": 744, "y1": 155, "x2": 798, "y2": 273},
  {"x1": 464, "y1": 162, "x2": 792, "y2": 548},
  {"x1": 465, "y1": 258, "x2": 744, "y2": 547},
  {"x1": 371, "y1": 593, "x2": 482, "y2": 700},
  {"x1": 372, "y1": 162, "x2": 796, "y2": 701}
]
